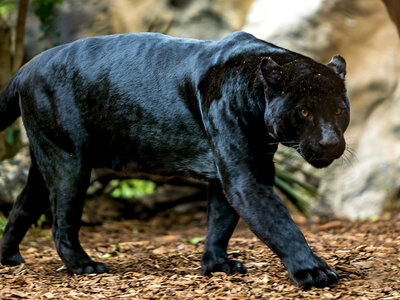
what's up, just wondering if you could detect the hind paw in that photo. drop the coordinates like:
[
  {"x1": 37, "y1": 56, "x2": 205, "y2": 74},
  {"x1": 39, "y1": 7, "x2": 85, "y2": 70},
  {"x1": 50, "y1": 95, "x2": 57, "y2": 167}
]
[{"x1": 0, "y1": 251, "x2": 25, "y2": 266}]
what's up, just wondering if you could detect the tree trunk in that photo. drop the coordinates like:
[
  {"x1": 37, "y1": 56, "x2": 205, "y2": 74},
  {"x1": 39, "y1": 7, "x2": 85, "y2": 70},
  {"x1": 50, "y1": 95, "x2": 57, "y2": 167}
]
[
  {"x1": 0, "y1": 16, "x2": 13, "y2": 160},
  {"x1": 0, "y1": 17, "x2": 12, "y2": 89},
  {"x1": 12, "y1": 0, "x2": 29, "y2": 73},
  {"x1": 0, "y1": 0, "x2": 29, "y2": 161}
]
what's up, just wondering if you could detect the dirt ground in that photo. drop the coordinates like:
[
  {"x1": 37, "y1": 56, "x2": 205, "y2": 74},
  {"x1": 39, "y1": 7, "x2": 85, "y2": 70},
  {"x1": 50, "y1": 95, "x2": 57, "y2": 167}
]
[{"x1": 0, "y1": 209, "x2": 399, "y2": 299}]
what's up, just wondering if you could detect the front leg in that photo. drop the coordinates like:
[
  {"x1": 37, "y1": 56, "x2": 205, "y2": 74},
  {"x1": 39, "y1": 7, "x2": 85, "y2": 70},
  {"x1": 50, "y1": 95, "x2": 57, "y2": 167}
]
[
  {"x1": 230, "y1": 184, "x2": 339, "y2": 288},
  {"x1": 201, "y1": 180, "x2": 246, "y2": 275},
  {"x1": 201, "y1": 93, "x2": 339, "y2": 287}
]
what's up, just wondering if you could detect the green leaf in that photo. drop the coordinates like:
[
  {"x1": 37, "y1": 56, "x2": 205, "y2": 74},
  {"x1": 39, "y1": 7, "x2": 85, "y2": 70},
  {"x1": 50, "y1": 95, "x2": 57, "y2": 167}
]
[
  {"x1": 0, "y1": 1, "x2": 17, "y2": 15},
  {"x1": 0, "y1": 215, "x2": 7, "y2": 236},
  {"x1": 189, "y1": 237, "x2": 203, "y2": 244},
  {"x1": 274, "y1": 176, "x2": 310, "y2": 216},
  {"x1": 5, "y1": 128, "x2": 14, "y2": 145},
  {"x1": 121, "y1": 181, "x2": 134, "y2": 198},
  {"x1": 5, "y1": 127, "x2": 20, "y2": 145},
  {"x1": 275, "y1": 166, "x2": 318, "y2": 196},
  {"x1": 272, "y1": 148, "x2": 322, "y2": 216},
  {"x1": 99, "y1": 253, "x2": 113, "y2": 258},
  {"x1": 32, "y1": 0, "x2": 63, "y2": 22},
  {"x1": 35, "y1": 214, "x2": 47, "y2": 230},
  {"x1": 111, "y1": 188, "x2": 121, "y2": 198},
  {"x1": 109, "y1": 179, "x2": 156, "y2": 199}
]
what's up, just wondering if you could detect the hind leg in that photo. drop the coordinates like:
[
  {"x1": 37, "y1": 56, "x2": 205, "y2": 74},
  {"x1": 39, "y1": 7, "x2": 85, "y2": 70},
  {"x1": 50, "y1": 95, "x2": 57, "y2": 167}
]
[
  {"x1": 36, "y1": 149, "x2": 108, "y2": 274},
  {"x1": 0, "y1": 154, "x2": 50, "y2": 266}
]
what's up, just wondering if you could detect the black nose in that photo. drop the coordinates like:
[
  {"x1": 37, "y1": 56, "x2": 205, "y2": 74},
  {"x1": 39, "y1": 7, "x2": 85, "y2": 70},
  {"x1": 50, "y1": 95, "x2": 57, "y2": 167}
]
[{"x1": 319, "y1": 139, "x2": 339, "y2": 149}]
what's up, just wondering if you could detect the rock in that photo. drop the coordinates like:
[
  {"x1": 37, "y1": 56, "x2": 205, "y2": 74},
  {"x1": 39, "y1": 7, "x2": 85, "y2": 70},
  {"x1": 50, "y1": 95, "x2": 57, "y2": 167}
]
[
  {"x1": 24, "y1": 0, "x2": 253, "y2": 59},
  {"x1": 0, "y1": 147, "x2": 30, "y2": 214},
  {"x1": 319, "y1": 88, "x2": 400, "y2": 219},
  {"x1": 244, "y1": 0, "x2": 400, "y2": 218}
]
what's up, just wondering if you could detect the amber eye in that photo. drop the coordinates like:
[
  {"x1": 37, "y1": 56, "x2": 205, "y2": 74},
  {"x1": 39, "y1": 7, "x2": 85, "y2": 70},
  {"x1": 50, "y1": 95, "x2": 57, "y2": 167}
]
[
  {"x1": 300, "y1": 108, "x2": 310, "y2": 118},
  {"x1": 335, "y1": 108, "x2": 343, "y2": 115}
]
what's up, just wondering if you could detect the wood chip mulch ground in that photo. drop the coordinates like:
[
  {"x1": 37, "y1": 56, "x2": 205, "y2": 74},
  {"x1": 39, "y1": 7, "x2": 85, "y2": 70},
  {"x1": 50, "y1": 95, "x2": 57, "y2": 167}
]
[{"x1": 1, "y1": 210, "x2": 399, "y2": 299}]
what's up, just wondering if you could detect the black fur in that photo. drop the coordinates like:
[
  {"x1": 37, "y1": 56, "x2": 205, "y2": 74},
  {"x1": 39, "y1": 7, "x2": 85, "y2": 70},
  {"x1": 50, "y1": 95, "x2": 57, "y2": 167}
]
[{"x1": 0, "y1": 32, "x2": 349, "y2": 288}]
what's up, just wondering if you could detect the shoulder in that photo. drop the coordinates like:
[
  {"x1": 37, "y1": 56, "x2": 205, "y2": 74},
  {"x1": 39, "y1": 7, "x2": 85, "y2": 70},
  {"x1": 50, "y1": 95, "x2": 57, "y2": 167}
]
[
  {"x1": 216, "y1": 31, "x2": 260, "y2": 49},
  {"x1": 220, "y1": 31, "x2": 258, "y2": 42},
  {"x1": 212, "y1": 32, "x2": 284, "y2": 63}
]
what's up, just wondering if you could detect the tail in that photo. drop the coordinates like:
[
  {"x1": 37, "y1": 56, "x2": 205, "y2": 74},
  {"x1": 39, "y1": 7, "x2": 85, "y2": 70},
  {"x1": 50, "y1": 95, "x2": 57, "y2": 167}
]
[{"x1": 0, "y1": 75, "x2": 21, "y2": 131}]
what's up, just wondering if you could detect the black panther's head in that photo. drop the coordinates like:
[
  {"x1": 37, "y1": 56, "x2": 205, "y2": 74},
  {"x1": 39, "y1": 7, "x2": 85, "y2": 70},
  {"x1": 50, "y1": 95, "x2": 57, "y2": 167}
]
[{"x1": 261, "y1": 55, "x2": 349, "y2": 168}]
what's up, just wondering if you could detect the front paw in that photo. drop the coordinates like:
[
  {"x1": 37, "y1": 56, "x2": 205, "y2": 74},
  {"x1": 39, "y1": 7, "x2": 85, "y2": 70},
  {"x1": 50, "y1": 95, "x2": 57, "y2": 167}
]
[
  {"x1": 284, "y1": 255, "x2": 340, "y2": 289},
  {"x1": 201, "y1": 253, "x2": 247, "y2": 276}
]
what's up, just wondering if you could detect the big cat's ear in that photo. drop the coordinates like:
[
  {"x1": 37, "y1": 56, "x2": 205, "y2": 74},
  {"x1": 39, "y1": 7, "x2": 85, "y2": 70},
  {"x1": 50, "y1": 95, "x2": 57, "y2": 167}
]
[
  {"x1": 327, "y1": 55, "x2": 346, "y2": 80},
  {"x1": 260, "y1": 57, "x2": 284, "y2": 85}
]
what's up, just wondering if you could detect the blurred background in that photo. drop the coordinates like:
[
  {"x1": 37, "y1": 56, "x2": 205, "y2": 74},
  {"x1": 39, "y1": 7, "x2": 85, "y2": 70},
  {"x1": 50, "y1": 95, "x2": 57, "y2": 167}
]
[{"x1": 0, "y1": 0, "x2": 399, "y2": 227}]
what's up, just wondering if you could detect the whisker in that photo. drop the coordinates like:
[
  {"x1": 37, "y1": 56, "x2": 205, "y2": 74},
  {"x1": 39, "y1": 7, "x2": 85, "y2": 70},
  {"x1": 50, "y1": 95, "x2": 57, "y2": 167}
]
[
  {"x1": 345, "y1": 145, "x2": 357, "y2": 161},
  {"x1": 340, "y1": 153, "x2": 352, "y2": 167},
  {"x1": 345, "y1": 144, "x2": 357, "y2": 158},
  {"x1": 337, "y1": 145, "x2": 357, "y2": 167}
]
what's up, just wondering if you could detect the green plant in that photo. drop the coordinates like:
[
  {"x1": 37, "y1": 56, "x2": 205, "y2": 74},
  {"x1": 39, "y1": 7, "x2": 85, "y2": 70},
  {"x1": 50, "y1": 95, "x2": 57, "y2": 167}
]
[
  {"x1": 109, "y1": 179, "x2": 156, "y2": 199},
  {"x1": 31, "y1": 0, "x2": 63, "y2": 44},
  {"x1": 0, "y1": 0, "x2": 17, "y2": 15},
  {"x1": 189, "y1": 237, "x2": 203, "y2": 244},
  {"x1": 0, "y1": 215, "x2": 6, "y2": 236},
  {"x1": 35, "y1": 214, "x2": 46, "y2": 229},
  {"x1": 274, "y1": 148, "x2": 320, "y2": 216},
  {"x1": 5, "y1": 126, "x2": 20, "y2": 145},
  {"x1": 31, "y1": 0, "x2": 62, "y2": 20},
  {"x1": 31, "y1": 213, "x2": 47, "y2": 238}
]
